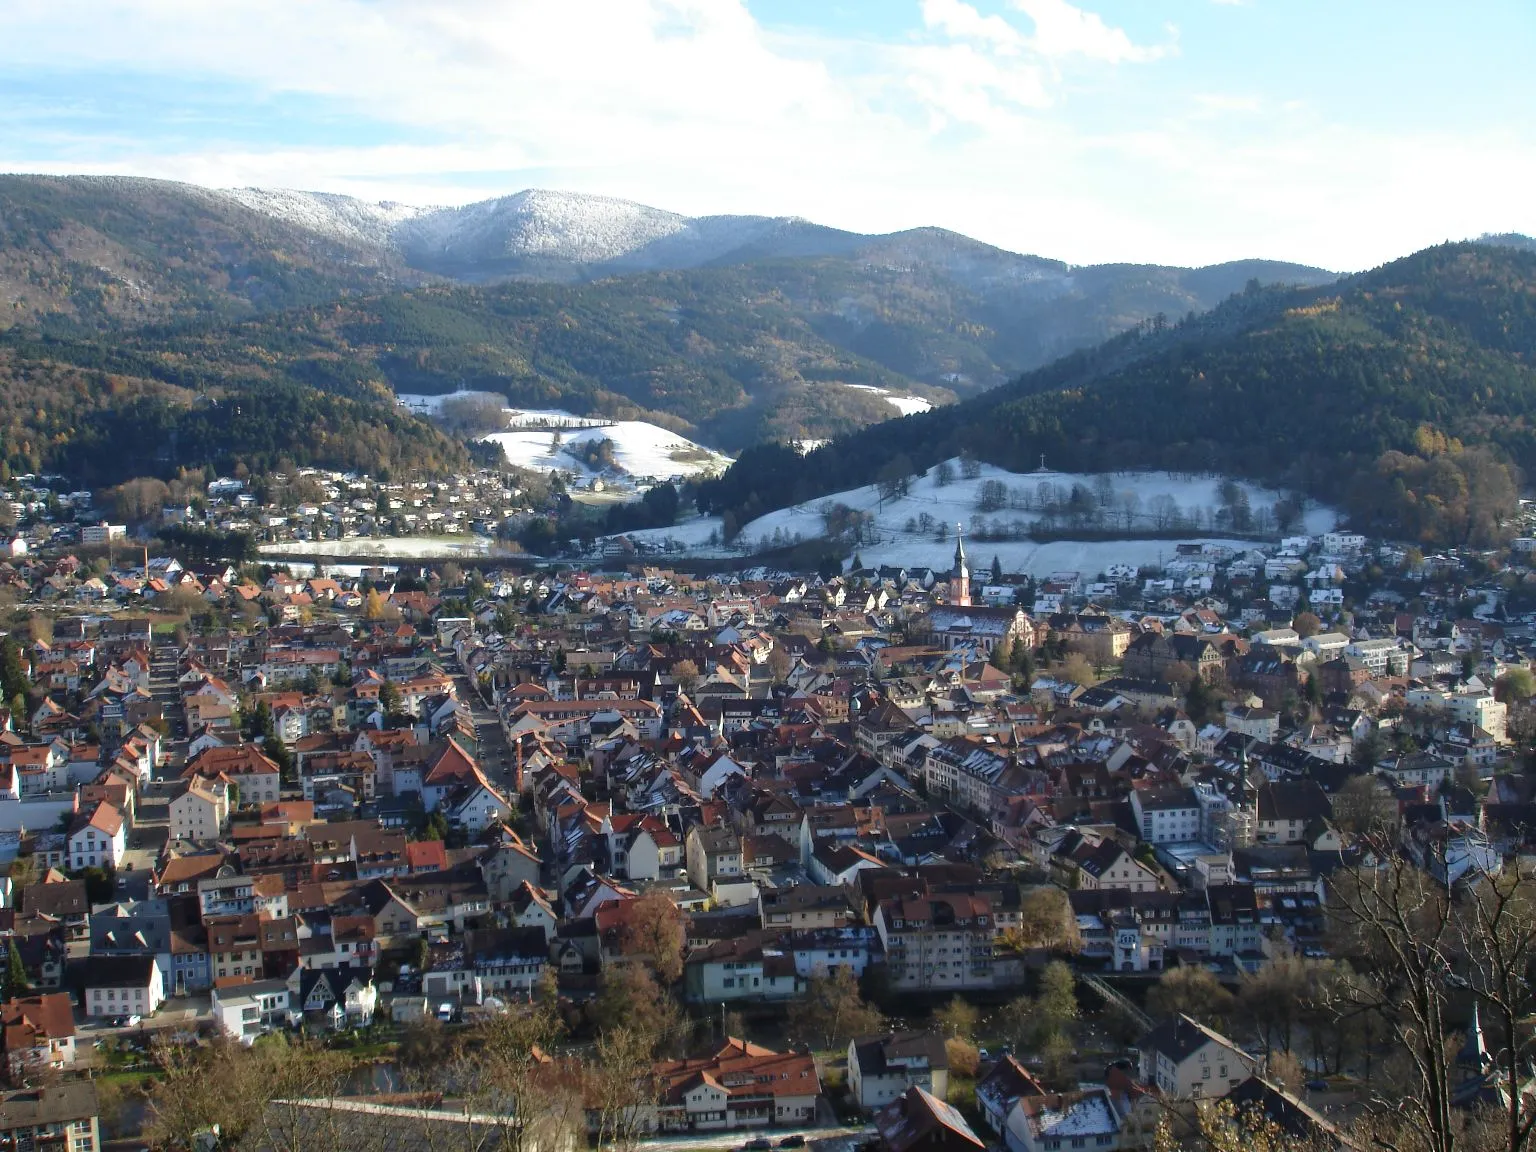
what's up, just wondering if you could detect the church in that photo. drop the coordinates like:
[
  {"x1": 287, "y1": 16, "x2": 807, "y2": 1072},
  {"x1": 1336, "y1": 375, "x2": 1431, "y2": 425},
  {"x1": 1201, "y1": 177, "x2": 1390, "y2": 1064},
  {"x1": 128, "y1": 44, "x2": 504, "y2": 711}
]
[{"x1": 923, "y1": 528, "x2": 1036, "y2": 654}]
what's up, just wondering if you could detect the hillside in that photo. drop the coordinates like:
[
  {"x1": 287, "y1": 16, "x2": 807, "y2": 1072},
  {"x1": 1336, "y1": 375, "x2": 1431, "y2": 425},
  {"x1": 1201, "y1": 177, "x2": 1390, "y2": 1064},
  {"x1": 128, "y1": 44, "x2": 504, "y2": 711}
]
[
  {"x1": 5, "y1": 250, "x2": 1341, "y2": 455},
  {"x1": 0, "y1": 337, "x2": 469, "y2": 487},
  {"x1": 701, "y1": 244, "x2": 1536, "y2": 548},
  {"x1": 0, "y1": 173, "x2": 1339, "y2": 484},
  {"x1": 0, "y1": 175, "x2": 420, "y2": 330}
]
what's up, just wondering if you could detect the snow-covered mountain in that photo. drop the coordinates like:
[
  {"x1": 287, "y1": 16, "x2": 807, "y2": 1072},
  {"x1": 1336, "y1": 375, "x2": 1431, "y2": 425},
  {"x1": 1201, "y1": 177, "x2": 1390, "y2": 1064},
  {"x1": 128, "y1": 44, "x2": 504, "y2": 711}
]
[
  {"x1": 209, "y1": 184, "x2": 1044, "y2": 282},
  {"x1": 220, "y1": 186, "x2": 426, "y2": 248}
]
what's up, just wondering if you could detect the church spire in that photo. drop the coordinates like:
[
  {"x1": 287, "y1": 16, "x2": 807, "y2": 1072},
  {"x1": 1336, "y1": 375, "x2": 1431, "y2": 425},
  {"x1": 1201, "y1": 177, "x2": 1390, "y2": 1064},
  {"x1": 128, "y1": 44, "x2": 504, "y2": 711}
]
[{"x1": 950, "y1": 524, "x2": 971, "y2": 607}]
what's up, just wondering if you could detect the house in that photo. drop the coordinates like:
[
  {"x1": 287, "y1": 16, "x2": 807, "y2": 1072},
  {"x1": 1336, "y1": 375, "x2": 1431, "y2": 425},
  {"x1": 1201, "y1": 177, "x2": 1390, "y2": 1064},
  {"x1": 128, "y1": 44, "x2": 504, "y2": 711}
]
[
  {"x1": 849, "y1": 1032, "x2": 950, "y2": 1112},
  {"x1": 682, "y1": 933, "x2": 803, "y2": 1004},
  {"x1": 759, "y1": 886, "x2": 857, "y2": 931},
  {"x1": 0, "y1": 994, "x2": 76, "y2": 1083},
  {"x1": 479, "y1": 829, "x2": 544, "y2": 903},
  {"x1": 290, "y1": 967, "x2": 378, "y2": 1029},
  {"x1": 1049, "y1": 613, "x2": 1133, "y2": 665},
  {"x1": 649, "y1": 1037, "x2": 821, "y2": 1132},
  {"x1": 685, "y1": 824, "x2": 743, "y2": 894},
  {"x1": 874, "y1": 1086, "x2": 986, "y2": 1152},
  {"x1": 1255, "y1": 781, "x2": 1332, "y2": 846},
  {"x1": 1071, "y1": 839, "x2": 1160, "y2": 894},
  {"x1": 1005, "y1": 1089, "x2": 1122, "y2": 1152},
  {"x1": 1222, "y1": 1075, "x2": 1350, "y2": 1148},
  {"x1": 1129, "y1": 787, "x2": 1202, "y2": 845},
  {"x1": 211, "y1": 978, "x2": 293, "y2": 1043},
  {"x1": 977, "y1": 1056, "x2": 1046, "y2": 1136},
  {"x1": 183, "y1": 744, "x2": 283, "y2": 805},
  {"x1": 424, "y1": 927, "x2": 549, "y2": 1003},
  {"x1": 169, "y1": 775, "x2": 230, "y2": 842},
  {"x1": 83, "y1": 955, "x2": 164, "y2": 1019},
  {"x1": 1123, "y1": 633, "x2": 1224, "y2": 683},
  {"x1": 874, "y1": 894, "x2": 996, "y2": 992},
  {"x1": 0, "y1": 1082, "x2": 100, "y2": 1152},
  {"x1": 66, "y1": 802, "x2": 125, "y2": 871},
  {"x1": 1137, "y1": 1015, "x2": 1252, "y2": 1099}
]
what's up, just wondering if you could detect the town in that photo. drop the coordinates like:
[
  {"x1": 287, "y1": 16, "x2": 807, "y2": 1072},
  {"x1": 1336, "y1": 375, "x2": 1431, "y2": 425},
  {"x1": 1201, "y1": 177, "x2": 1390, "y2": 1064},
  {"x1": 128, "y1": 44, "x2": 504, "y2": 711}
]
[{"x1": 0, "y1": 470, "x2": 1531, "y2": 1152}]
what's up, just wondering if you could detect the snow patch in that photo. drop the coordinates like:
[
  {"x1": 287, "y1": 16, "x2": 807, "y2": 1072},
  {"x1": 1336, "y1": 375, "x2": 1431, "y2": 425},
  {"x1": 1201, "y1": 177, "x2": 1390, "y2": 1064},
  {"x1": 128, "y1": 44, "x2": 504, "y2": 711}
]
[
  {"x1": 258, "y1": 535, "x2": 497, "y2": 560},
  {"x1": 395, "y1": 389, "x2": 507, "y2": 416},
  {"x1": 845, "y1": 384, "x2": 933, "y2": 416},
  {"x1": 484, "y1": 420, "x2": 732, "y2": 484}
]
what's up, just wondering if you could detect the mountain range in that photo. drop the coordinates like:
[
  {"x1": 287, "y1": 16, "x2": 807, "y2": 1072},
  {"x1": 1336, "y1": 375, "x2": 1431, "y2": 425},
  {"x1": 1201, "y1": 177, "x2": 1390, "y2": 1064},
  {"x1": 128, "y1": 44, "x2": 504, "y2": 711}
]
[{"x1": 0, "y1": 174, "x2": 1346, "y2": 480}]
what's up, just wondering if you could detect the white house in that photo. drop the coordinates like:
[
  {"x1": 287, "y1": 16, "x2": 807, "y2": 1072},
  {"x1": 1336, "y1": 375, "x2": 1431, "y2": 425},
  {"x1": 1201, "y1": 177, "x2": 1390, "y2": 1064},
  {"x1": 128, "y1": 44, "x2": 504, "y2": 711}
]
[
  {"x1": 67, "y1": 802, "x2": 125, "y2": 871},
  {"x1": 211, "y1": 978, "x2": 293, "y2": 1043},
  {"x1": 169, "y1": 776, "x2": 229, "y2": 842},
  {"x1": 1128, "y1": 787, "x2": 1202, "y2": 845},
  {"x1": 84, "y1": 955, "x2": 165, "y2": 1019},
  {"x1": 1005, "y1": 1089, "x2": 1122, "y2": 1152},
  {"x1": 1137, "y1": 1015, "x2": 1252, "y2": 1100},
  {"x1": 849, "y1": 1032, "x2": 950, "y2": 1112}
]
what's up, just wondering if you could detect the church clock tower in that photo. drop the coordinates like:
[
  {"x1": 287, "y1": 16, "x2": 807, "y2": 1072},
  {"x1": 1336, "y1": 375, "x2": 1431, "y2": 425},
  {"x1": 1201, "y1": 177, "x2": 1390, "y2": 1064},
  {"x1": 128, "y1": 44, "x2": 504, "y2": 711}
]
[{"x1": 950, "y1": 525, "x2": 971, "y2": 607}]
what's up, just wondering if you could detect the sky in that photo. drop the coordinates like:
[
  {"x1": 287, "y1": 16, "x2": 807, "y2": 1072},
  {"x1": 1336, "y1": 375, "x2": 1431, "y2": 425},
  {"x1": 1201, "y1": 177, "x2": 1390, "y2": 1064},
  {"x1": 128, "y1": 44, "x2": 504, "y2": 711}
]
[{"x1": 0, "y1": 0, "x2": 1531, "y2": 270}]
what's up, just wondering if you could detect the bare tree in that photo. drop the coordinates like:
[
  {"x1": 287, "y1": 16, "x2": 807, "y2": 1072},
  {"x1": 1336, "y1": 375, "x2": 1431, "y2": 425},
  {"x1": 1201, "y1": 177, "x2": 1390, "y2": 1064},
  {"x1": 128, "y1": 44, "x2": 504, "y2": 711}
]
[
  {"x1": 589, "y1": 1026, "x2": 657, "y2": 1152},
  {"x1": 1458, "y1": 863, "x2": 1536, "y2": 1152},
  {"x1": 1328, "y1": 855, "x2": 1460, "y2": 1152},
  {"x1": 787, "y1": 967, "x2": 883, "y2": 1050}
]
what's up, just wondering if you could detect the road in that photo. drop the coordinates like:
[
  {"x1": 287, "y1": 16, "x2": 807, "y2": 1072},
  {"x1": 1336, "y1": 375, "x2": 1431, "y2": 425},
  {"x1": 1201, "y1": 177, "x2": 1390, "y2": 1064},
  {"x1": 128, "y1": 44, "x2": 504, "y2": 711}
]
[
  {"x1": 149, "y1": 643, "x2": 189, "y2": 758},
  {"x1": 448, "y1": 663, "x2": 514, "y2": 784},
  {"x1": 636, "y1": 1125, "x2": 869, "y2": 1152}
]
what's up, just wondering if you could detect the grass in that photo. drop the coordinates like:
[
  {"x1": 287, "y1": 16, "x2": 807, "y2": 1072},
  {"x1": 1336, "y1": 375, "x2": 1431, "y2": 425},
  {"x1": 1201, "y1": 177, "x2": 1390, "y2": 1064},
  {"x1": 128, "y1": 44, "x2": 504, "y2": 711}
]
[{"x1": 94, "y1": 1066, "x2": 162, "y2": 1087}]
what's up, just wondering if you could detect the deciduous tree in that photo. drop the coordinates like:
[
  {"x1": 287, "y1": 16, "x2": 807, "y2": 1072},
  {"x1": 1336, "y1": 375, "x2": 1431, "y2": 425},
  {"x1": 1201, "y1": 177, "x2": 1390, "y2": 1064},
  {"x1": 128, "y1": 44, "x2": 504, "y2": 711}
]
[{"x1": 788, "y1": 967, "x2": 883, "y2": 1051}]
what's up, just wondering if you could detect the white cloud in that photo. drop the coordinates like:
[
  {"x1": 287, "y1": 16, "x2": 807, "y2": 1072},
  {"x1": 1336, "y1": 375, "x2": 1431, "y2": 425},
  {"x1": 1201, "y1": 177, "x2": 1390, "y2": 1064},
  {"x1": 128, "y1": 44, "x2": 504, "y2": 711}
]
[
  {"x1": 920, "y1": 0, "x2": 1026, "y2": 52},
  {"x1": 1010, "y1": 0, "x2": 1169, "y2": 63}
]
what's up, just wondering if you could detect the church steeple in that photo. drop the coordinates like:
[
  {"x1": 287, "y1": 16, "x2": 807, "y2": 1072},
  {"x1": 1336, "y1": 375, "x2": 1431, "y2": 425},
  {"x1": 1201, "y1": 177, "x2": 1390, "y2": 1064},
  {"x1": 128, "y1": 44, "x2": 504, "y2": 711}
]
[{"x1": 950, "y1": 524, "x2": 971, "y2": 607}]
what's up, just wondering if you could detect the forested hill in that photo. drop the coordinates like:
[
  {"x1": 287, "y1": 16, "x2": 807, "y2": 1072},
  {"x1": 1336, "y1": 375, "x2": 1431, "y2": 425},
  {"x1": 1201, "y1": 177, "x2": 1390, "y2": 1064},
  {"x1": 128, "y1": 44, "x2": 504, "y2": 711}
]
[
  {"x1": 701, "y1": 243, "x2": 1536, "y2": 548},
  {"x1": 0, "y1": 175, "x2": 419, "y2": 330},
  {"x1": 2, "y1": 251, "x2": 1338, "y2": 457}
]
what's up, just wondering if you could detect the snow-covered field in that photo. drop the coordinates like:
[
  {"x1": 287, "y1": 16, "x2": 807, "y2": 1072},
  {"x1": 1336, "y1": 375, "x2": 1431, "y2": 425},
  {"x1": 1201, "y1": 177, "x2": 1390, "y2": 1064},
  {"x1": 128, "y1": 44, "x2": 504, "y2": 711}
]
[
  {"x1": 845, "y1": 384, "x2": 934, "y2": 416},
  {"x1": 599, "y1": 460, "x2": 1338, "y2": 577},
  {"x1": 484, "y1": 420, "x2": 732, "y2": 483},
  {"x1": 395, "y1": 390, "x2": 507, "y2": 416},
  {"x1": 258, "y1": 536, "x2": 499, "y2": 560},
  {"x1": 397, "y1": 392, "x2": 609, "y2": 431}
]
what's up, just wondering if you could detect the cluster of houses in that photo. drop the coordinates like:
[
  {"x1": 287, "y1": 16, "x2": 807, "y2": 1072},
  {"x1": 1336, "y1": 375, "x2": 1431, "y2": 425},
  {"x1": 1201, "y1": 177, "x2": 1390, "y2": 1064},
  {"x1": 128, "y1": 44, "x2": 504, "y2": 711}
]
[
  {"x1": 0, "y1": 520, "x2": 1530, "y2": 1149},
  {"x1": 1, "y1": 466, "x2": 542, "y2": 556}
]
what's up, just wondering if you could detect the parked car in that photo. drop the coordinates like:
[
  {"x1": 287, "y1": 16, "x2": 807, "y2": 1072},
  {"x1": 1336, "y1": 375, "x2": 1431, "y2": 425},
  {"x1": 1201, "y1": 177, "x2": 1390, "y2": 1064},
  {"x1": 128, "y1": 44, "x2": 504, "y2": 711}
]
[
  {"x1": 778, "y1": 1137, "x2": 806, "y2": 1148},
  {"x1": 741, "y1": 1139, "x2": 772, "y2": 1151},
  {"x1": 1304, "y1": 1079, "x2": 1329, "y2": 1092}
]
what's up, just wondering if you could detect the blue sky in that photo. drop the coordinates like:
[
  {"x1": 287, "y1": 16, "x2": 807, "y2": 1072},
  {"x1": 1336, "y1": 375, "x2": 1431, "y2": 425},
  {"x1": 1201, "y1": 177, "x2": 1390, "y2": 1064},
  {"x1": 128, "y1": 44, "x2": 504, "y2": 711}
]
[{"x1": 0, "y1": 0, "x2": 1530, "y2": 269}]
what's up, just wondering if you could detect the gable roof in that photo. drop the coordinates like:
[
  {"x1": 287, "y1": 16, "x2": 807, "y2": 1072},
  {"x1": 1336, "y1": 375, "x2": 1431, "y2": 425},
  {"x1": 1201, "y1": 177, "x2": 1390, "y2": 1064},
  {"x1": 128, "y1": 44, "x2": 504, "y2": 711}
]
[
  {"x1": 1139, "y1": 1014, "x2": 1247, "y2": 1065},
  {"x1": 875, "y1": 1086, "x2": 986, "y2": 1152}
]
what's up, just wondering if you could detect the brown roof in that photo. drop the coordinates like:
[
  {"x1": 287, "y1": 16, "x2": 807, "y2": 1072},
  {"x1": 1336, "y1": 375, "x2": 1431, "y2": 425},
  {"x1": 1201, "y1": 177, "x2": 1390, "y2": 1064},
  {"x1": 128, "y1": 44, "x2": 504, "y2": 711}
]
[{"x1": 1, "y1": 994, "x2": 75, "y2": 1052}]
